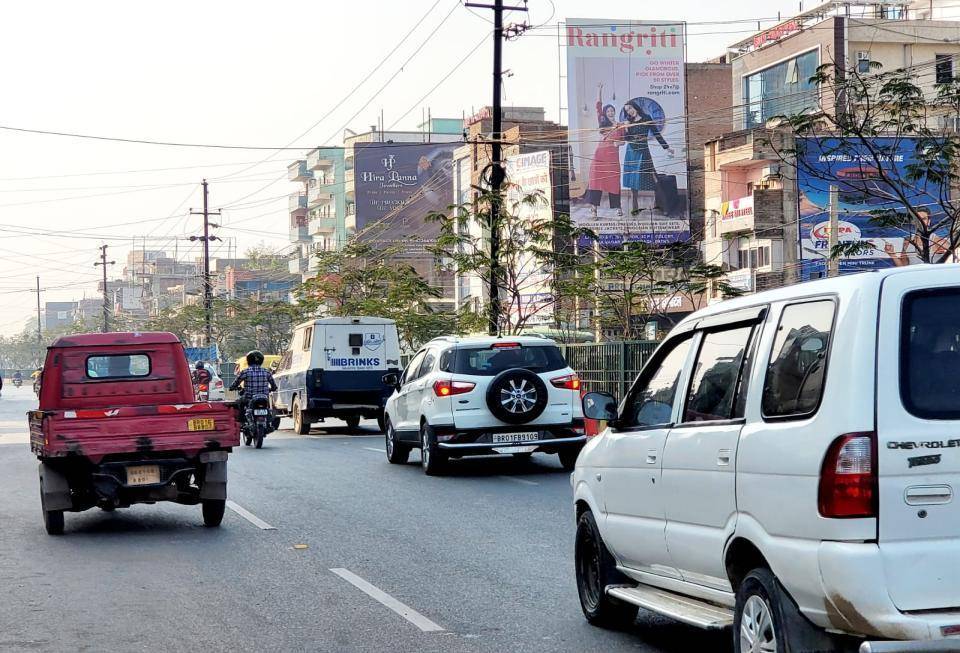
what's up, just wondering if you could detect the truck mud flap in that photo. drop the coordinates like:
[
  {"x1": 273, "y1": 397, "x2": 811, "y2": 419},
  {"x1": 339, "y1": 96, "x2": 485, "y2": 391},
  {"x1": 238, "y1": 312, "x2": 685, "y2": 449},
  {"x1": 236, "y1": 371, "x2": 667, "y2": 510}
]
[
  {"x1": 199, "y1": 460, "x2": 227, "y2": 500},
  {"x1": 39, "y1": 463, "x2": 72, "y2": 511}
]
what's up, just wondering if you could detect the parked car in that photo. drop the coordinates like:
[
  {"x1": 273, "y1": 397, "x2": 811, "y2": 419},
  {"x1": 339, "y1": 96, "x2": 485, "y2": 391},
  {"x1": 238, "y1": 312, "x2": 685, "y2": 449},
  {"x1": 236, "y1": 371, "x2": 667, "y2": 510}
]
[
  {"x1": 29, "y1": 332, "x2": 240, "y2": 534},
  {"x1": 382, "y1": 335, "x2": 586, "y2": 475},
  {"x1": 273, "y1": 317, "x2": 402, "y2": 434},
  {"x1": 573, "y1": 265, "x2": 960, "y2": 651},
  {"x1": 198, "y1": 362, "x2": 225, "y2": 401}
]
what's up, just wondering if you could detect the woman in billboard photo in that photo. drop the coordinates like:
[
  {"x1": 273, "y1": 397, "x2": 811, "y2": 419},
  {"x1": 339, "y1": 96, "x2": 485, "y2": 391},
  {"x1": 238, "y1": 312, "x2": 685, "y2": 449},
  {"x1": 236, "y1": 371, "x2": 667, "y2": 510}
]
[
  {"x1": 585, "y1": 83, "x2": 625, "y2": 217},
  {"x1": 620, "y1": 98, "x2": 673, "y2": 216}
]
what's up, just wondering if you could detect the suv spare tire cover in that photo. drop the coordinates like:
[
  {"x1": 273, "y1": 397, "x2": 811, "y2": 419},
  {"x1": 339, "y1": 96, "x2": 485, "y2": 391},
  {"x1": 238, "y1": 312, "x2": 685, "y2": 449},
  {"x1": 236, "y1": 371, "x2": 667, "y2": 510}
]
[{"x1": 485, "y1": 368, "x2": 549, "y2": 425}]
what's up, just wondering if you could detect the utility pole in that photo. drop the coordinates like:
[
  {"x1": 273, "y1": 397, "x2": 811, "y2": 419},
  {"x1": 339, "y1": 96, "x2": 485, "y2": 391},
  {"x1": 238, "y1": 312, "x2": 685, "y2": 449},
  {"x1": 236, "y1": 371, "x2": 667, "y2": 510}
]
[
  {"x1": 464, "y1": 0, "x2": 527, "y2": 335},
  {"x1": 190, "y1": 179, "x2": 222, "y2": 346},
  {"x1": 94, "y1": 245, "x2": 115, "y2": 333},
  {"x1": 827, "y1": 185, "x2": 839, "y2": 278},
  {"x1": 35, "y1": 277, "x2": 42, "y2": 366}
]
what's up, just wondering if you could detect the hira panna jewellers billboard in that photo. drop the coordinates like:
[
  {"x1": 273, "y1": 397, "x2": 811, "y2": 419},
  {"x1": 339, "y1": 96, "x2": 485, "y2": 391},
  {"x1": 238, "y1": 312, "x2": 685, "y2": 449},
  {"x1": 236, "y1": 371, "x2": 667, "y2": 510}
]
[{"x1": 565, "y1": 19, "x2": 690, "y2": 247}]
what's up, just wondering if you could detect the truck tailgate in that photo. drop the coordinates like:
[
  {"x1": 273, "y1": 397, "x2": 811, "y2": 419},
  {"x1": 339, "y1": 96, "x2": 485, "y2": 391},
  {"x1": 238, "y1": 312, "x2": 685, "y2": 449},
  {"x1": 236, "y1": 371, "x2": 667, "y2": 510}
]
[{"x1": 31, "y1": 402, "x2": 239, "y2": 462}]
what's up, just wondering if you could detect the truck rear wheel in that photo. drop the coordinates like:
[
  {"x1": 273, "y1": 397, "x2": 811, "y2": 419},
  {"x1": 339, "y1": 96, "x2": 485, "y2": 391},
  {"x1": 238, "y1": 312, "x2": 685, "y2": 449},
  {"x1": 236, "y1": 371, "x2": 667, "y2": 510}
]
[
  {"x1": 202, "y1": 499, "x2": 225, "y2": 527},
  {"x1": 39, "y1": 472, "x2": 65, "y2": 535}
]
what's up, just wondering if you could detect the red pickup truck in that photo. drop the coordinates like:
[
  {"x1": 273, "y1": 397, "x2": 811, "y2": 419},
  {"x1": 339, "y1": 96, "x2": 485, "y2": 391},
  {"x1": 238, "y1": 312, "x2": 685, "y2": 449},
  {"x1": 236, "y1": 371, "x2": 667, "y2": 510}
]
[{"x1": 29, "y1": 332, "x2": 240, "y2": 534}]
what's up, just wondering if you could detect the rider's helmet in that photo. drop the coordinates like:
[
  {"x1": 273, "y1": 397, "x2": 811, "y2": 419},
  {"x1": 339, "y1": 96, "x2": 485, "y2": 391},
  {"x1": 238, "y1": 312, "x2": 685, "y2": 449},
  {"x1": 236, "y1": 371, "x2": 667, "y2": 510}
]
[
  {"x1": 246, "y1": 350, "x2": 265, "y2": 366},
  {"x1": 195, "y1": 361, "x2": 205, "y2": 370}
]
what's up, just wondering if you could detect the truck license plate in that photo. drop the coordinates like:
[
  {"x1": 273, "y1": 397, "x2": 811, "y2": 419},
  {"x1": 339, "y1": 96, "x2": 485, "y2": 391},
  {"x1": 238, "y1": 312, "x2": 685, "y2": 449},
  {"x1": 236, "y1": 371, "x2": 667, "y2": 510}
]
[
  {"x1": 126, "y1": 465, "x2": 160, "y2": 486},
  {"x1": 188, "y1": 418, "x2": 215, "y2": 431},
  {"x1": 492, "y1": 431, "x2": 538, "y2": 443}
]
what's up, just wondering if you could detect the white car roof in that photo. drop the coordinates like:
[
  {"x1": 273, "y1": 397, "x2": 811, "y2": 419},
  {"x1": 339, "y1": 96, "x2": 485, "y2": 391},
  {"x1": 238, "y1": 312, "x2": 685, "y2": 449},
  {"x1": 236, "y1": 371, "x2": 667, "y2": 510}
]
[
  {"x1": 426, "y1": 334, "x2": 558, "y2": 348},
  {"x1": 675, "y1": 264, "x2": 960, "y2": 330}
]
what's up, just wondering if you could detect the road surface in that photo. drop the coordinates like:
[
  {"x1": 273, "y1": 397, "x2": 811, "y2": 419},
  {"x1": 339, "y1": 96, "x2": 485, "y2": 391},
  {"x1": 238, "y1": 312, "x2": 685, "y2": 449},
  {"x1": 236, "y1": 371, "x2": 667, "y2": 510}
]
[{"x1": 0, "y1": 385, "x2": 731, "y2": 652}]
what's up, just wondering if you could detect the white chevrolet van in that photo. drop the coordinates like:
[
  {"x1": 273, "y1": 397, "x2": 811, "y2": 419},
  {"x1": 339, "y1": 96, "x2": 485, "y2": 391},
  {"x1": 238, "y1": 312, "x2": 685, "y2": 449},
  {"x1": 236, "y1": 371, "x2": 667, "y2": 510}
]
[{"x1": 574, "y1": 266, "x2": 960, "y2": 652}]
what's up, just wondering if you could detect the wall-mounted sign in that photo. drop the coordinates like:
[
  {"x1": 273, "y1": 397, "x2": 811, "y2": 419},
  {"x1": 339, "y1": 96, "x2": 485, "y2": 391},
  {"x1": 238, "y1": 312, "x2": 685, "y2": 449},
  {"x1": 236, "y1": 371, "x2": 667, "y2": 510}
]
[{"x1": 753, "y1": 19, "x2": 800, "y2": 49}]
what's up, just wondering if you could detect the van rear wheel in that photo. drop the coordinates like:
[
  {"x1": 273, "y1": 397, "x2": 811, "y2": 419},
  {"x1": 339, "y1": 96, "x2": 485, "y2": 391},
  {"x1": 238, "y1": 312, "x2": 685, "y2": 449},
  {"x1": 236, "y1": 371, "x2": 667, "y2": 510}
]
[
  {"x1": 39, "y1": 480, "x2": 64, "y2": 536},
  {"x1": 292, "y1": 398, "x2": 311, "y2": 435}
]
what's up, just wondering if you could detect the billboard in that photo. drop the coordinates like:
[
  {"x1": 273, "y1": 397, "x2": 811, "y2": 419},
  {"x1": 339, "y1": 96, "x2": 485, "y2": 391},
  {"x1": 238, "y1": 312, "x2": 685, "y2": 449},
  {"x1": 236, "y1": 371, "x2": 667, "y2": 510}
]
[
  {"x1": 506, "y1": 150, "x2": 554, "y2": 326},
  {"x1": 353, "y1": 142, "x2": 457, "y2": 256},
  {"x1": 565, "y1": 18, "x2": 690, "y2": 247},
  {"x1": 797, "y1": 138, "x2": 951, "y2": 279}
]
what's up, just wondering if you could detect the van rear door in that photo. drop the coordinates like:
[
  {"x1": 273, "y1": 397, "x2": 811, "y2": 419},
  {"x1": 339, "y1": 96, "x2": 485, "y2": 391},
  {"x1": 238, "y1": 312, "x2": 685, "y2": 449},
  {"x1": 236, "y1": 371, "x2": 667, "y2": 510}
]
[{"x1": 877, "y1": 272, "x2": 960, "y2": 611}]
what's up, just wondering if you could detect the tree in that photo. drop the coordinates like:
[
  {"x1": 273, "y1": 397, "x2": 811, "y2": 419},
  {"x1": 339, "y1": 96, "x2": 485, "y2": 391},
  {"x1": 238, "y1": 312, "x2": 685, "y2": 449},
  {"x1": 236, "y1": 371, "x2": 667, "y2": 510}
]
[
  {"x1": 769, "y1": 60, "x2": 960, "y2": 264},
  {"x1": 296, "y1": 241, "x2": 480, "y2": 351},
  {"x1": 429, "y1": 186, "x2": 592, "y2": 335},
  {"x1": 244, "y1": 242, "x2": 287, "y2": 271}
]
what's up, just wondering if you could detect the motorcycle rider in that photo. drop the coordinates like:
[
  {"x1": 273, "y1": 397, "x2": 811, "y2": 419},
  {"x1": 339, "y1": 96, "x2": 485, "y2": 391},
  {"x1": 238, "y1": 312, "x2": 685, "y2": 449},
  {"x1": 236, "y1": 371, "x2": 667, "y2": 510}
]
[
  {"x1": 192, "y1": 361, "x2": 212, "y2": 386},
  {"x1": 229, "y1": 350, "x2": 277, "y2": 425},
  {"x1": 12, "y1": 370, "x2": 22, "y2": 385}
]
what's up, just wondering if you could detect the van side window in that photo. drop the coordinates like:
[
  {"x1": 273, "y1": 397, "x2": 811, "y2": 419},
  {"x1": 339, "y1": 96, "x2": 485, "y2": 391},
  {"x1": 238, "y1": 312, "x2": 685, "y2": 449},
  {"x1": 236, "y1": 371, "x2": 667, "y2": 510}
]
[
  {"x1": 621, "y1": 335, "x2": 692, "y2": 428},
  {"x1": 302, "y1": 327, "x2": 313, "y2": 351},
  {"x1": 683, "y1": 326, "x2": 753, "y2": 422},
  {"x1": 901, "y1": 288, "x2": 960, "y2": 419},
  {"x1": 762, "y1": 300, "x2": 835, "y2": 418}
]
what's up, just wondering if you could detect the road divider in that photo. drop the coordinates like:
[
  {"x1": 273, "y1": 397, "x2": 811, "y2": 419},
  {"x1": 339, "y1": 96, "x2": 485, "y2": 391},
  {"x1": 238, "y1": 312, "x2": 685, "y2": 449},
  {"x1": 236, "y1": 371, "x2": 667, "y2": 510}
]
[{"x1": 330, "y1": 568, "x2": 444, "y2": 633}]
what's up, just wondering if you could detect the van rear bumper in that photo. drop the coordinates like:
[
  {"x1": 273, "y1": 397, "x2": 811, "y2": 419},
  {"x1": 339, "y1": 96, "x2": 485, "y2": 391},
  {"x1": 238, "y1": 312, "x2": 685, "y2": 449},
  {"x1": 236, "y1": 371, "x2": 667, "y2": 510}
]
[{"x1": 818, "y1": 542, "x2": 960, "y2": 642}]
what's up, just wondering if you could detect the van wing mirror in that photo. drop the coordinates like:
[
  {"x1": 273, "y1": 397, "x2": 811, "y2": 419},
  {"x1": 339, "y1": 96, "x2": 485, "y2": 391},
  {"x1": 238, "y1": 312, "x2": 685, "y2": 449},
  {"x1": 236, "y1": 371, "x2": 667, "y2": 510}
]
[
  {"x1": 582, "y1": 391, "x2": 618, "y2": 422},
  {"x1": 382, "y1": 372, "x2": 400, "y2": 389}
]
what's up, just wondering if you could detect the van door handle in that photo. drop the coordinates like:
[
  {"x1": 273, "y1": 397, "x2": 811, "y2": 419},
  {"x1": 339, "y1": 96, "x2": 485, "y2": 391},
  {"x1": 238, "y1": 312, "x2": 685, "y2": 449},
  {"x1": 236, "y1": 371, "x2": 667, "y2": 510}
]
[
  {"x1": 905, "y1": 485, "x2": 953, "y2": 505},
  {"x1": 646, "y1": 450, "x2": 657, "y2": 464},
  {"x1": 717, "y1": 449, "x2": 732, "y2": 466}
]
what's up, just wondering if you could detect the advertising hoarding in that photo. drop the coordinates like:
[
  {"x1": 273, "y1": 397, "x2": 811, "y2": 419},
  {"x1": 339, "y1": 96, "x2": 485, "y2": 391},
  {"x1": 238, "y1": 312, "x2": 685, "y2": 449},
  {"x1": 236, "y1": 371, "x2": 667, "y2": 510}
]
[
  {"x1": 797, "y1": 138, "x2": 951, "y2": 279},
  {"x1": 565, "y1": 18, "x2": 690, "y2": 247},
  {"x1": 506, "y1": 150, "x2": 554, "y2": 326},
  {"x1": 353, "y1": 142, "x2": 457, "y2": 256}
]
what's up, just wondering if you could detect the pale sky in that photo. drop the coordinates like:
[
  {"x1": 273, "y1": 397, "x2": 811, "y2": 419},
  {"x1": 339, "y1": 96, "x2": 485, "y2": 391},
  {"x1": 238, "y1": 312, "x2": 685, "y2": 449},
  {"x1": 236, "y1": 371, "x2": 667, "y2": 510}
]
[{"x1": 0, "y1": 0, "x2": 794, "y2": 336}]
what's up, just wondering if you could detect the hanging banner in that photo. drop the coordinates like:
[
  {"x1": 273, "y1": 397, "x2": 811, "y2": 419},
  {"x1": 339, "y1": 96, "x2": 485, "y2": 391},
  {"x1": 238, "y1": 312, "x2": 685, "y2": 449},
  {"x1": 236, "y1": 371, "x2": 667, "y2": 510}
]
[
  {"x1": 565, "y1": 18, "x2": 690, "y2": 247},
  {"x1": 506, "y1": 150, "x2": 554, "y2": 326}
]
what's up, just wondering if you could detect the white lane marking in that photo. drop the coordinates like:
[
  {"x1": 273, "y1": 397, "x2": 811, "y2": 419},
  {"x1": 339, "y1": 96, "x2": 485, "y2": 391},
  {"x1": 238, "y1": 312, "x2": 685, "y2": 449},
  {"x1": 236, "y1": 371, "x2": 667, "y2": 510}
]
[
  {"x1": 330, "y1": 568, "x2": 445, "y2": 632},
  {"x1": 498, "y1": 475, "x2": 538, "y2": 486},
  {"x1": 225, "y1": 501, "x2": 276, "y2": 530},
  {"x1": 363, "y1": 447, "x2": 386, "y2": 453}
]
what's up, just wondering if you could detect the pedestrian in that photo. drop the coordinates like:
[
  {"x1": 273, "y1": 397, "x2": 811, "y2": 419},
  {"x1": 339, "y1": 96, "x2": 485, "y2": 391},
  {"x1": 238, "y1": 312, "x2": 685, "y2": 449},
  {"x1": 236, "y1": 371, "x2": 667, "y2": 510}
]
[
  {"x1": 620, "y1": 98, "x2": 673, "y2": 217},
  {"x1": 585, "y1": 83, "x2": 625, "y2": 217}
]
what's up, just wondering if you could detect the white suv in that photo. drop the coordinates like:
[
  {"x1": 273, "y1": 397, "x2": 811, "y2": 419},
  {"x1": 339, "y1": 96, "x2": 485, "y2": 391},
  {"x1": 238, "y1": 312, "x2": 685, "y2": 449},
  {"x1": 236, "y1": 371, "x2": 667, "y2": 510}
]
[
  {"x1": 382, "y1": 335, "x2": 586, "y2": 475},
  {"x1": 574, "y1": 265, "x2": 960, "y2": 652}
]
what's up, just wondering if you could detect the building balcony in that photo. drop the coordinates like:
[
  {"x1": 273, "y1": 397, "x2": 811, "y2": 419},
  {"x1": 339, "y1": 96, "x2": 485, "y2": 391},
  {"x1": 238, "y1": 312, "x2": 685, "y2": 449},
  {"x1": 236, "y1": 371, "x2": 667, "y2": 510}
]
[
  {"x1": 345, "y1": 213, "x2": 357, "y2": 233},
  {"x1": 345, "y1": 167, "x2": 355, "y2": 187},
  {"x1": 713, "y1": 129, "x2": 789, "y2": 169},
  {"x1": 307, "y1": 148, "x2": 336, "y2": 171},
  {"x1": 310, "y1": 216, "x2": 337, "y2": 234},
  {"x1": 718, "y1": 188, "x2": 784, "y2": 236},
  {"x1": 289, "y1": 192, "x2": 307, "y2": 212},
  {"x1": 288, "y1": 160, "x2": 311, "y2": 182},
  {"x1": 307, "y1": 185, "x2": 333, "y2": 207},
  {"x1": 289, "y1": 223, "x2": 309, "y2": 242}
]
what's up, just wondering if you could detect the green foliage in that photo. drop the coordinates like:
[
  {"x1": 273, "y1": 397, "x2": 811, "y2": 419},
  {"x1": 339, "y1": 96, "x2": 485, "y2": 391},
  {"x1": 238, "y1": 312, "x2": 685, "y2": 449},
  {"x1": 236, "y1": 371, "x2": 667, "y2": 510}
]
[{"x1": 295, "y1": 241, "x2": 477, "y2": 351}]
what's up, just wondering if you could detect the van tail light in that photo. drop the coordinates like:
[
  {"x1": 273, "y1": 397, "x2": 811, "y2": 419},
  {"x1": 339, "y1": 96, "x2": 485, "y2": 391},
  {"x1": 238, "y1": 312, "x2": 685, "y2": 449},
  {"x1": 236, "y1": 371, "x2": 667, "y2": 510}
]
[
  {"x1": 819, "y1": 433, "x2": 877, "y2": 518},
  {"x1": 433, "y1": 380, "x2": 475, "y2": 397},
  {"x1": 550, "y1": 374, "x2": 581, "y2": 391}
]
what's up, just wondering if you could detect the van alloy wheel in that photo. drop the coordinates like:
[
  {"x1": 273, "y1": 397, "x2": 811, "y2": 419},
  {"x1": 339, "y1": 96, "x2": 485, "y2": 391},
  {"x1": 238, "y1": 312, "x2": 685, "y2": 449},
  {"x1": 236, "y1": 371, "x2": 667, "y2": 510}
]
[{"x1": 740, "y1": 595, "x2": 777, "y2": 653}]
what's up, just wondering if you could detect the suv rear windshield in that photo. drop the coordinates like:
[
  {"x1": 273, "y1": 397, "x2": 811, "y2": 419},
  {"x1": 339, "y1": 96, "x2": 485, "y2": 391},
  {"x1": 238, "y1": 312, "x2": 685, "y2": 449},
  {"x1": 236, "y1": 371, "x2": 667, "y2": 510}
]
[
  {"x1": 446, "y1": 344, "x2": 566, "y2": 376},
  {"x1": 902, "y1": 288, "x2": 960, "y2": 419}
]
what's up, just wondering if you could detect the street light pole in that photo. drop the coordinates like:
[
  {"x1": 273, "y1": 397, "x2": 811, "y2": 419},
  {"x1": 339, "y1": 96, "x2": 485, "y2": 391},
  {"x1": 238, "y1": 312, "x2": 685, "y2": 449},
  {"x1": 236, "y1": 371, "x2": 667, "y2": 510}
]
[
  {"x1": 35, "y1": 276, "x2": 42, "y2": 366},
  {"x1": 190, "y1": 180, "x2": 222, "y2": 346}
]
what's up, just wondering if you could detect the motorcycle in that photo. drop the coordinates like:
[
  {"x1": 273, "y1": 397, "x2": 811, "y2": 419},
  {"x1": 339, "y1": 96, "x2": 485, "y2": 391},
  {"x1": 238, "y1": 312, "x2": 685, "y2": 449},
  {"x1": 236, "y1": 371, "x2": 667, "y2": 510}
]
[
  {"x1": 12, "y1": 378, "x2": 21, "y2": 388},
  {"x1": 242, "y1": 393, "x2": 276, "y2": 449},
  {"x1": 195, "y1": 383, "x2": 209, "y2": 402}
]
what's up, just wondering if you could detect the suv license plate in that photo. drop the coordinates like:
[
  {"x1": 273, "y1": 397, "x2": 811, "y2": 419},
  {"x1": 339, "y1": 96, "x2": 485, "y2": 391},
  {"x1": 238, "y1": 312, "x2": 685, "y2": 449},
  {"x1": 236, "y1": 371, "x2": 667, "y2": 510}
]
[
  {"x1": 253, "y1": 409, "x2": 269, "y2": 416},
  {"x1": 492, "y1": 432, "x2": 538, "y2": 444},
  {"x1": 188, "y1": 418, "x2": 215, "y2": 431},
  {"x1": 126, "y1": 465, "x2": 160, "y2": 486}
]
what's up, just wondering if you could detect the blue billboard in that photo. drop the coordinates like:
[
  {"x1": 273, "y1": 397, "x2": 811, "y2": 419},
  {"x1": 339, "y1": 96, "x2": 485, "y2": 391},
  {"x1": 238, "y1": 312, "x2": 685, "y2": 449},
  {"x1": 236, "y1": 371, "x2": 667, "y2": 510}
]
[{"x1": 797, "y1": 137, "x2": 950, "y2": 279}]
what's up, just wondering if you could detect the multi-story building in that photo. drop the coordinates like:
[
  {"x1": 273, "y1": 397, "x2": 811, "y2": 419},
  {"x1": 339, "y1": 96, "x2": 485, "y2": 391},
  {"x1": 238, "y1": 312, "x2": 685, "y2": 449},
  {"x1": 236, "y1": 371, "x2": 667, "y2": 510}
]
[
  {"x1": 44, "y1": 302, "x2": 77, "y2": 331},
  {"x1": 701, "y1": 0, "x2": 960, "y2": 299}
]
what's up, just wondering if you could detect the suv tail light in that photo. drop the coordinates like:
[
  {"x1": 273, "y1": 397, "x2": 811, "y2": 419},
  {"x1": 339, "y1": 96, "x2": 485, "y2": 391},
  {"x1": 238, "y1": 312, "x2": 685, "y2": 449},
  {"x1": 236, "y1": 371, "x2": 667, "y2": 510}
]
[
  {"x1": 433, "y1": 379, "x2": 475, "y2": 397},
  {"x1": 819, "y1": 433, "x2": 877, "y2": 518},
  {"x1": 550, "y1": 374, "x2": 581, "y2": 390},
  {"x1": 214, "y1": 379, "x2": 223, "y2": 389}
]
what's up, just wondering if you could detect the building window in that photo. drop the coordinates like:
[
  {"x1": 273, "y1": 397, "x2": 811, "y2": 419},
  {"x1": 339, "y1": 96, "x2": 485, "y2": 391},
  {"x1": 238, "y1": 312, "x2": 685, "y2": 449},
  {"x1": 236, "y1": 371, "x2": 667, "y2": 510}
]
[
  {"x1": 937, "y1": 54, "x2": 954, "y2": 84},
  {"x1": 743, "y1": 49, "x2": 819, "y2": 128},
  {"x1": 857, "y1": 51, "x2": 871, "y2": 74}
]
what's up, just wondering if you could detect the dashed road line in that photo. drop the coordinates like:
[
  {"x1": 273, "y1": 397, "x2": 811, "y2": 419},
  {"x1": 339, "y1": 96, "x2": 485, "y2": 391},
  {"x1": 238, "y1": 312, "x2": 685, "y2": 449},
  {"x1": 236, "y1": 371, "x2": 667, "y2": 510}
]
[
  {"x1": 498, "y1": 475, "x2": 539, "y2": 486},
  {"x1": 330, "y1": 568, "x2": 445, "y2": 632},
  {"x1": 226, "y1": 500, "x2": 276, "y2": 530},
  {"x1": 363, "y1": 447, "x2": 386, "y2": 453}
]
